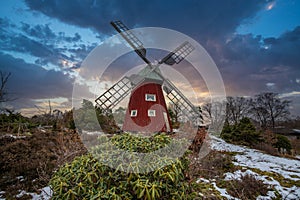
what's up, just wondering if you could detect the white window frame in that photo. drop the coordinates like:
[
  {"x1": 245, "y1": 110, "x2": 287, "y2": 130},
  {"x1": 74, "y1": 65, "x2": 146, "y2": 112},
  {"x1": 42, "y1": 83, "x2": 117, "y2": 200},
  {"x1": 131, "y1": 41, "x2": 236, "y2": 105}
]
[
  {"x1": 148, "y1": 109, "x2": 156, "y2": 117},
  {"x1": 130, "y1": 110, "x2": 137, "y2": 117},
  {"x1": 145, "y1": 94, "x2": 156, "y2": 102}
]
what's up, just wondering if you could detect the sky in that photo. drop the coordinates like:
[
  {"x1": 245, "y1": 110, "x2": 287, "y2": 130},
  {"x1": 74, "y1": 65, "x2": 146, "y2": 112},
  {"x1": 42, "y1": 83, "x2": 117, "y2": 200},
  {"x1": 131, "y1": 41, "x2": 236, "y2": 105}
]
[{"x1": 0, "y1": 0, "x2": 300, "y2": 116}]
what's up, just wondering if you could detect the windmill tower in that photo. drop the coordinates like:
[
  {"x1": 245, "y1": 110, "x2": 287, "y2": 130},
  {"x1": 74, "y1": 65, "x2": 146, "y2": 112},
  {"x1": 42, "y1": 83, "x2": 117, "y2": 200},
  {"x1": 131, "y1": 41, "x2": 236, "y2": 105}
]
[{"x1": 95, "y1": 21, "x2": 202, "y2": 133}]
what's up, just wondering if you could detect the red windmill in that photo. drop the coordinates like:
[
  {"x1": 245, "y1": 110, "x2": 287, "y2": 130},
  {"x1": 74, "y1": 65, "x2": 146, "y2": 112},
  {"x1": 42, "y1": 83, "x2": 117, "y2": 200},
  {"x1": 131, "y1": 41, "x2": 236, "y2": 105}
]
[{"x1": 95, "y1": 21, "x2": 202, "y2": 133}]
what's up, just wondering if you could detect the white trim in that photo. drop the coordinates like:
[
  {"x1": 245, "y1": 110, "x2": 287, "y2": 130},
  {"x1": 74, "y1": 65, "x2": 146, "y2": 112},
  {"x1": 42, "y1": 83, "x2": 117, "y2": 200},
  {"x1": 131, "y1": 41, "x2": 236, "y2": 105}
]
[
  {"x1": 163, "y1": 112, "x2": 171, "y2": 132},
  {"x1": 130, "y1": 110, "x2": 137, "y2": 117},
  {"x1": 145, "y1": 94, "x2": 156, "y2": 102},
  {"x1": 148, "y1": 109, "x2": 156, "y2": 117}
]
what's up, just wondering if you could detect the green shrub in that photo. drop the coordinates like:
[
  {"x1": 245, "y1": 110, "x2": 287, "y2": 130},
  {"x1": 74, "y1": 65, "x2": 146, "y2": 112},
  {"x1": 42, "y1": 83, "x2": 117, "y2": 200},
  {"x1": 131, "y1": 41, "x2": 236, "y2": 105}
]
[
  {"x1": 274, "y1": 135, "x2": 292, "y2": 153},
  {"x1": 73, "y1": 99, "x2": 119, "y2": 133},
  {"x1": 110, "y1": 133, "x2": 171, "y2": 153},
  {"x1": 221, "y1": 118, "x2": 261, "y2": 146},
  {"x1": 50, "y1": 133, "x2": 195, "y2": 199}
]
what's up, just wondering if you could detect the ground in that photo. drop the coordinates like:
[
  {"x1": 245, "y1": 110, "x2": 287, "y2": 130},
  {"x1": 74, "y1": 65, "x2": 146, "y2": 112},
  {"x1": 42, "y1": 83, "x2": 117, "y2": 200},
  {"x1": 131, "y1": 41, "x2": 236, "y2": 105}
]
[
  {"x1": 199, "y1": 136, "x2": 300, "y2": 199},
  {"x1": 0, "y1": 132, "x2": 299, "y2": 199},
  {"x1": 0, "y1": 129, "x2": 86, "y2": 200}
]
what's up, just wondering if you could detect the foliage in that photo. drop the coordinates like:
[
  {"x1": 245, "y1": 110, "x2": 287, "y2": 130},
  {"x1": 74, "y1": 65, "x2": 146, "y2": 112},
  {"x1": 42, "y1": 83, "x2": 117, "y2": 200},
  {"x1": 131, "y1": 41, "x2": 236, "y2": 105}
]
[
  {"x1": 73, "y1": 99, "x2": 119, "y2": 133},
  {"x1": 0, "y1": 111, "x2": 35, "y2": 134},
  {"x1": 110, "y1": 132, "x2": 171, "y2": 153},
  {"x1": 0, "y1": 112, "x2": 29, "y2": 124},
  {"x1": 221, "y1": 118, "x2": 262, "y2": 146},
  {"x1": 69, "y1": 118, "x2": 76, "y2": 130},
  {"x1": 50, "y1": 133, "x2": 195, "y2": 200},
  {"x1": 113, "y1": 107, "x2": 125, "y2": 125},
  {"x1": 168, "y1": 108, "x2": 180, "y2": 129},
  {"x1": 253, "y1": 129, "x2": 279, "y2": 156},
  {"x1": 274, "y1": 135, "x2": 292, "y2": 153}
]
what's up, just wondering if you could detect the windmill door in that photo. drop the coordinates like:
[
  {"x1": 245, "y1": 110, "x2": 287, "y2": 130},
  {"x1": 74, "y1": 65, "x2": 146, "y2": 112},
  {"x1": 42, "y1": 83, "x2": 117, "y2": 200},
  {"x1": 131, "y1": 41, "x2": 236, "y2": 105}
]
[{"x1": 163, "y1": 112, "x2": 171, "y2": 132}]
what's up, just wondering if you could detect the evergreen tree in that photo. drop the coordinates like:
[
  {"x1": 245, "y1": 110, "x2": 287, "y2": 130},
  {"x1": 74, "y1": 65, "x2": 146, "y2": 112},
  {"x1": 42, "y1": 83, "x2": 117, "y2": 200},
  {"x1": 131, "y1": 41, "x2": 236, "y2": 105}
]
[{"x1": 221, "y1": 118, "x2": 261, "y2": 146}]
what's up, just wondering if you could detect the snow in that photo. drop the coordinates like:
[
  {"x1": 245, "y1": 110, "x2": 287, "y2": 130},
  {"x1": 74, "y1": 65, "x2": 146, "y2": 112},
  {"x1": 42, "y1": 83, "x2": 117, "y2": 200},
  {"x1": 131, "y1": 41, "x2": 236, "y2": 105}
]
[
  {"x1": 208, "y1": 136, "x2": 300, "y2": 200},
  {"x1": 16, "y1": 176, "x2": 25, "y2": 182},
  {"x1": 292, "y1": 129, "x2": 300, "y2": 133},
  {"x1": 82, "y1": 130, "x2": 104, "y2": 135},
  {"x1": 196, "y1": 177, "x2": 210, "y2": 183},
  {"x1": 211, "y1": 136, "x2": 300, "y2": 180},
  {"x1": 0, "y1": 191, "x2": 5, "y2": 200},
  {"x1": 224, "y1": 169, "x2": 300, "y2": 200},
  {"x1": 15, "y1": 186, "x2": 52, "y2": 200},
  {"x1": 0, "y1": 134, "x2": 26, "y2": 139},
  {"x1": 32, "y1": 186, "x2": 53, "y2": 200},
  {"x1": 211, "y1": 182, "x2": 239, "y2": 200}
]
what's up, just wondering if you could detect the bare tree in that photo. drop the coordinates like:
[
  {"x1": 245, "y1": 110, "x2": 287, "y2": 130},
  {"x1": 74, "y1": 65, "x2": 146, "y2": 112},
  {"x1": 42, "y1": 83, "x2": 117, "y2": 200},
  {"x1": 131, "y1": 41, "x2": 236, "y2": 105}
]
[
  {"x1": 0, "y1": 71, "x2": 12, "y2": 103},
  {"x1": 202, "y1": 101, "x2": 226, "y2": 134},
  {"x1": 250, "y1": 93, "x2": 290, "y2": 129},
  {"x1": 226, "y1": 96, "x2": 250, "y2": 125}
]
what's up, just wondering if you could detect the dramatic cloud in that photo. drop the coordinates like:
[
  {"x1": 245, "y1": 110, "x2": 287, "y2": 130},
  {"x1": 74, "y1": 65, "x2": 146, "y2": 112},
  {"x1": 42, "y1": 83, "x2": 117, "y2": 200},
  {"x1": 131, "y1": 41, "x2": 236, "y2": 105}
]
[
  {"x1": 0, "y1": 52, "x2": 74, "y2": 110},
  {"x1": 1, "y1": 0, "x2": 300, "y2": 115},
  {"x1": 24, "y1": 0, "x2": 269, "y2": 40},
  {"x1": 210, "y1": 26, "x2": 300, "y2": 96},
  {"x1": 0, "y1": 17, "x2": 96, "y2": 70}
]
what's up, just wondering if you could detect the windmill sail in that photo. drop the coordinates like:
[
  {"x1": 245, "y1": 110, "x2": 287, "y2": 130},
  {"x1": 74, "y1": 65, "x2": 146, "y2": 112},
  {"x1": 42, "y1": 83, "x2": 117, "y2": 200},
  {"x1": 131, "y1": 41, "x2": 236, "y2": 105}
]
[
  {"x1": 95, "y1": 76, "x2": 132, "y2": 112},
  {"x1": 160, "y1": 41, "x2": 194, "y2": 66},
  {"x1": 97, "y1": 20, "x2": 202, "y2": 128},
  {"x1": 111, "y1": 21, "x2": 151, "y2": 65},
  {"x1": 95, "y1": 74, "x2": 149, "y2": 112},
  {"x1": 163, "y1": 79, "x2": 202, "y2": 125}
]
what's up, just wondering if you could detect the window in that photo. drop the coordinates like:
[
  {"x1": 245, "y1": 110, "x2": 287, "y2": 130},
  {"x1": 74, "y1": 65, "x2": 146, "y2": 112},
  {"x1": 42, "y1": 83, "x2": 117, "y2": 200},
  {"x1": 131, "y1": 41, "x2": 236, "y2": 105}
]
[
  {"x1": 145, "y1": 94, "x2": 156, "y2": 102},
  {"x1": 148, "y1": 109, "x2": 156, "y2": 117},
  {"x1": 130, "y1": 110, "x2": 137, "y2": 117}
]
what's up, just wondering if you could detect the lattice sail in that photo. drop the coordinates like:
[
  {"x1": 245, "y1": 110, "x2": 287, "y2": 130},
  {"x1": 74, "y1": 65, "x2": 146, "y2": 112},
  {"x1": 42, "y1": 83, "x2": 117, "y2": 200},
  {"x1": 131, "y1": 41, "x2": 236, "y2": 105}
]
[
  {"x1": 95, "y1": 74, "x2": 149, "y2": 112},
  {"x1": 95, "y1": 76, "x2": 132, "y2": 111},
  {"x1": 111, "y1": 20, "x2": 151, "y2": 65},
  {"x1": 160, "y1": 41, "x2": 195, "y2": 65},
  {"x1": 163, "y1": 79, "x2": 203, "y2": 125}
]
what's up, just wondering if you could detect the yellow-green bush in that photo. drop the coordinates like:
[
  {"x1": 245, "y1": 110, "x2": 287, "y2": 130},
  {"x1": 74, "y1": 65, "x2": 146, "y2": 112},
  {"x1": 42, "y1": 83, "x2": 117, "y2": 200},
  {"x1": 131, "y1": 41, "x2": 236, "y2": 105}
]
[{"x1": 50, "y1": 133, "x2": 195, "y2": 199}]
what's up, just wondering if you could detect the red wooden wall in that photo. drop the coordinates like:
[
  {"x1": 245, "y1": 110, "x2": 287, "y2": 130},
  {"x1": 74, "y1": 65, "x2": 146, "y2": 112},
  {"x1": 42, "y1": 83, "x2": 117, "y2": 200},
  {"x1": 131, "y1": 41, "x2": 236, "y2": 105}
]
[{"x1": 123, "y1": 82, "x2": 172, "y2": 133}]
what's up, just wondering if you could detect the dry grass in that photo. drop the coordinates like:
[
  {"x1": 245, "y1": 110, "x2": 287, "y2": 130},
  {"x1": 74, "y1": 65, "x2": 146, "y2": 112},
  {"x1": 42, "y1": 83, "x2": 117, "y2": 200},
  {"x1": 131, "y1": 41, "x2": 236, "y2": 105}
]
[
  {"x1": 253, "y1": 142, "x2": 279, "y2": 156},
  {"x1": 221, "y1": 174, "x2": 269, "y2": 199},
  {"x1": 0, "y1": 129, "x2": 87, "y2": 199},
  {"x1": 188, "y1": 150, "x2": 237, "y2": 180},
  {"x1": 291, "y1": 137, "x2": 300, "y2": 156}
]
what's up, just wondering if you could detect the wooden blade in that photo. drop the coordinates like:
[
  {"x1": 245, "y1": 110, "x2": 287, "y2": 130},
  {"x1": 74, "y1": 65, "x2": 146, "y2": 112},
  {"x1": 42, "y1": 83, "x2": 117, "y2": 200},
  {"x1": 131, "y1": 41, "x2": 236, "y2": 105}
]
[
  {"x1": 111, "y1": 20, "x2": 151, "y2": 65},
  {"x1": 160, "y1": 41, "x2": 194, "y2": 65}
]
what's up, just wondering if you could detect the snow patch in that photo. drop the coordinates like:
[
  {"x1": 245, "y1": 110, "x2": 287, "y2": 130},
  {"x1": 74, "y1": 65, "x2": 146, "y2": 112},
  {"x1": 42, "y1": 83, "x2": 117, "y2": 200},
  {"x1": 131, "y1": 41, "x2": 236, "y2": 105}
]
[
  {"x1": 211, "y1": 182, "x2": 239, "y2": 200},
  {"x1": 210, "y1": 136, "x2": 300, "y2": 181},
  {"x1": 82, "y1": 130, "x2": 104, "y2": 135},
  {"x1": 16, "y1": 176, "x2": 25, "y2": 182},
  {"x1": 210, "y1": 136, "x2": 300, "y2": 199},
  {"x1": 15, "y1": 186, "x2": 52, "y2": 200},
  {"x1": 0, "y1": 134, "x2": 26, "y2": 139},
  {"x1": 0, "y1": 191, "x2": 5, "y2": 200},
  {"x1": 196, "y1": 177, "x2": 210, "y2": 183}
]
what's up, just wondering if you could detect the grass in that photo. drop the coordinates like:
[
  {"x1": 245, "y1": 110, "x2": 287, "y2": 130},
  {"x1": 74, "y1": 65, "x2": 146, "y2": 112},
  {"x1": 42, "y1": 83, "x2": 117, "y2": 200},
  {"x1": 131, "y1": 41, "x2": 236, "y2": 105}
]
[
  {"x1": 189, "y1": 150, "x2": 287, "y2": 199},
  {"x1": 249, "y1": 167, "x2": 300, "y2": 188}
]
